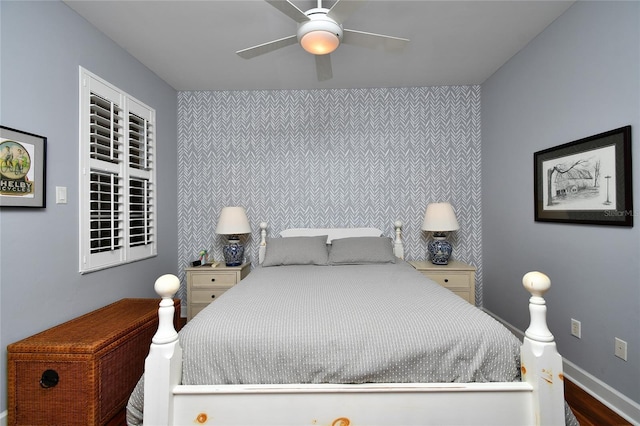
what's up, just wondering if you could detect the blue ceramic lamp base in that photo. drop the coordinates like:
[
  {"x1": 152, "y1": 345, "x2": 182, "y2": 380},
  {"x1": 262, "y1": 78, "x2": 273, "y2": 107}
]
[
  {"x1": 428, "y1": 235, "x2": 453, "y2": 265},
  {"x1": 222, "y1": 238, "x2": 244, "y2": 266}
]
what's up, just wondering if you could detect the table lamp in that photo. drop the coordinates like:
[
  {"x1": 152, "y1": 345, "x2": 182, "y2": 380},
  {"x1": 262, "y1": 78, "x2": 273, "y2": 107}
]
[
  {"x1": 422, "y1": 202, "x2": 459, "y2": 265},
  {"x1": 215, "y1": 207, "x2": 251, "y2": 266}
]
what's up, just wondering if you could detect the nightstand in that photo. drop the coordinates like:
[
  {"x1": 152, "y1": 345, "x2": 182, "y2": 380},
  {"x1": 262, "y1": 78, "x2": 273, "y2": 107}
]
[
  {"x1": 408, "y1": 260, "x2": 476, "y2": 305},
  {"x1": 186, "y1": 263, "x2": 250, "y2": 321}
]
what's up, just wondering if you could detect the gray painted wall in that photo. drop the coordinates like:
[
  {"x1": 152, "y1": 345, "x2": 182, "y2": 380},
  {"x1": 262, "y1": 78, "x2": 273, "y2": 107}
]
[
  {"x1": 482, "y1": 0, "x2": 639, "y2": 408},
  {"x1": 0, "y1": 1, "x2": 178, "y2": 415},
  {"x1": 175, "y1": 87, "x2": 482, "y2": 307}
]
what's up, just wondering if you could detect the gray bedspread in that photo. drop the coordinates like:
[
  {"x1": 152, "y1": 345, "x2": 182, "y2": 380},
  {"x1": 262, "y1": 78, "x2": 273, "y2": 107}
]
[
  {"x1": 127, "y1": 262, "x2": 578, "y2": 425},
  {"x1": 183, "y1": 262, "x2": 520, "y2": 384}
]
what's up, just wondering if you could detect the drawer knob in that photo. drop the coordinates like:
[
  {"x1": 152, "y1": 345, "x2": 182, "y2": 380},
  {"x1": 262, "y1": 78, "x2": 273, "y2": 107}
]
[
  {"x1": 211, "y1": 278, "x2": 216, "y2": 282},
  {"x1": 211, "y1": 294, "x2": 216, "y2": 299},
  {"x1": 444, "y1": 279, "x2": 449, "y2": 283},
  {"x1": 40, "y1": 369, "x2": 59, "y2": 388}
]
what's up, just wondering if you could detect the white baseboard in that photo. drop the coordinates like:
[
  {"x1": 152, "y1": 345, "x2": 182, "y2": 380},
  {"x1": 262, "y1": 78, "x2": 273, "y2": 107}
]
[
  {"x1": 482, "y1": 308, "x2": 640, "y2": 425},
  {"x1": 0, "y1": 409, "x2": 7, "y2": 426}
]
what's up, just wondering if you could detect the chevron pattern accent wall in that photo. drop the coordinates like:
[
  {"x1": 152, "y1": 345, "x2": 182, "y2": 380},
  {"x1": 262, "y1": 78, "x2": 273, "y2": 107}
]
[{"x1": 177, "y1": 86, "x2": 482, "y2": 305}]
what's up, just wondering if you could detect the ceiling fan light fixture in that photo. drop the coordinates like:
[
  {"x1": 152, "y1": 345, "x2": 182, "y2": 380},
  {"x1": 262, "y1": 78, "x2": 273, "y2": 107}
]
[
  {"x1": 300, "y1": 30, "x2": 340, "y2": 55},
  {"x1": 238, "y1": 0, "x2": 409, "y2": 80},
  {"x1": 297, "y1": 15, "x2": 343, "y2": 55}
]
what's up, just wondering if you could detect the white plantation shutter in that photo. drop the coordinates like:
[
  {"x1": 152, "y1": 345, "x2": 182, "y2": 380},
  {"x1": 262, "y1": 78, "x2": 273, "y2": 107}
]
[
  {"x1": 127, "y1": 100, "x2": 155, "y2": 258},
  {"x1": 80, "y1": 68, "x2": 156, "y2": 273},
  {"x1": 90, "y1": 170, "x2": 123, "y2": 254},
  {"x1": 128, "y1": 111, "x2": 151, "y2": 170},
  {"x1": 129, "y1": 177, "x2": 152, "y2": 248}
]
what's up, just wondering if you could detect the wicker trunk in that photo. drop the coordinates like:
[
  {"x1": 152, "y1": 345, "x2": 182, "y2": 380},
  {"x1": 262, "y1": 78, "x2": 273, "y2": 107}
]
[{"x1": 7, "y1": 298, "x2": 180, "y2": 426}]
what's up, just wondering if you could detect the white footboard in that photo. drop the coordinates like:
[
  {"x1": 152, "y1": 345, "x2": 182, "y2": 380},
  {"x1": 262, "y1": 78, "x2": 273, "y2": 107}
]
[
  {"x1": 521, "y1": 271, "x2": 566, "y2": 425},
  {"x1": 143, "y1": 274, "x2": 182, "y2": 425},
  {"x1": 144, "y1": 272, "x2": 565, "y2": 425}
]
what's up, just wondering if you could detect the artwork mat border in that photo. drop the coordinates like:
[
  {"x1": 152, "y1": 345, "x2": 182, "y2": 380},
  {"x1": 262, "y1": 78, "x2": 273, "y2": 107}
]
[
  {"x1": 0, "y1": 125, "x2": 47, "y2": 208},
  {"x1": 533, "y1": 125, "x2": 632, "y2": 226}
]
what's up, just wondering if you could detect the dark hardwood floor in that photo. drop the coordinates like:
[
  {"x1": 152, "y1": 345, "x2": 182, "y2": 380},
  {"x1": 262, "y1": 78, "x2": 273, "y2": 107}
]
[{"x1": 565, "y1": 378, "x2": 631, "y2": 425}]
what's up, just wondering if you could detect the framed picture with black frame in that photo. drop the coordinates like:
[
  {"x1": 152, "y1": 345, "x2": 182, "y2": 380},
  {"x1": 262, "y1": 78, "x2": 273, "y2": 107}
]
[
  {"x1": 534, "y1": 126, "x2": 632, "y2": 226},
  {"x1": 0, "y1": 126, "x2": 47, "y2": 208}
]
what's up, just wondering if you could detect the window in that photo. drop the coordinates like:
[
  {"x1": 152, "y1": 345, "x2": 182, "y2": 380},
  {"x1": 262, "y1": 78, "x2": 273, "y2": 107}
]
[{"x1": 79, "y1": 68, "x2": 156, "y2": 273}]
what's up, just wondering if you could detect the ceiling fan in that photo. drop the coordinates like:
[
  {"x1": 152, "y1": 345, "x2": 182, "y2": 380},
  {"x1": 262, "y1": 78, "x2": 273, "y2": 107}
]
[{"x1": 236, "y1": 0, "x2": 410, "y2": 81}]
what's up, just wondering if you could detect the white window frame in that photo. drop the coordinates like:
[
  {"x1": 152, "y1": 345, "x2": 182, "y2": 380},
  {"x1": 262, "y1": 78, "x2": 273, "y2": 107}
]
[{"x1": 79, "y1": 67, "x2": 157, "y2": 273}]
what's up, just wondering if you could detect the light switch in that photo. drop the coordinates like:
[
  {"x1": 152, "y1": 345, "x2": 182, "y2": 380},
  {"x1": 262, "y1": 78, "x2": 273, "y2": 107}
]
[{"x1": 56, "y1": 186, "x2": 67, "y2": 204}]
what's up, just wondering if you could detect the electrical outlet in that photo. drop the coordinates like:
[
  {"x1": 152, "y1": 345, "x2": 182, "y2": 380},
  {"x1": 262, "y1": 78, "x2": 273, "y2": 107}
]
[
  {"x1": 615, "y1": 338, "x2": 628, "y2": 361},
  {"x1": 571, "y1": 318, "x2": 581, "y2": 338}
]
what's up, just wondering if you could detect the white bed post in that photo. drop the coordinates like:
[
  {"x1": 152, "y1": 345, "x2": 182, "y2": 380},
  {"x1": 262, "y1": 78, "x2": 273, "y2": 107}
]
[
  {"x1": 393, "y1": 220, "x2": 404, "y2": 259},
  {"x1": 521, "y1": 271, "x2": 565, "y2": 425},
  {"x1": 258, "y1": 222, "x2": 267, "y2": 264},
  {"x1": 144, "y1": 274, "x2": 182, "y2": 426}
]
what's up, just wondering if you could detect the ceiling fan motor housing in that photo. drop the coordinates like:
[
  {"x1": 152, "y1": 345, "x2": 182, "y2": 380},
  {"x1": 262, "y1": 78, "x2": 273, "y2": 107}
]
[{"x1": 297, "y1": 9, "x2": 343, "y2": 55}]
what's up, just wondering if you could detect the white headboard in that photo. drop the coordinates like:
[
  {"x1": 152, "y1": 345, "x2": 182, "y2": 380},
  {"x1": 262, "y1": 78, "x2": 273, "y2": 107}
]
[
  {"x1": 258, "y1": 221, "x2": 404, "y2": 264},
  {"x1": 280, "y1": 227, "x2": 382, "y2": 242}
]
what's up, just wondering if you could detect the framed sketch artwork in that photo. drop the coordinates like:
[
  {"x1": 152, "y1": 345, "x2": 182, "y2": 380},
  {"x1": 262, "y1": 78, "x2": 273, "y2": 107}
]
[
  {"x1": 534, "y1": 126, "x2": 632, "y2": 226},
  {"x1": 0, "y1": 126, "x2": 47, "y2": 208}
]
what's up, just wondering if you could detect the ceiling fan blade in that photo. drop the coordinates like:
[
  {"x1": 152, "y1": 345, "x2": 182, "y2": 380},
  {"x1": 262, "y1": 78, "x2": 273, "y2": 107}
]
[
  {"x1": 342, "y1": 29, "x2": 409, "y2": 52},
  {"x1": 327, "y1": 0, "x2": 367, "y2": 24},
  {"x1": 315, "y1": 54, "x2": 333, "y2": 81},
  {"x1": 236, "y1": 35, "x2": 298, "y2": 59},
  {"x1": 265, "y1": 0, "x2": 309, "y2": 23}
]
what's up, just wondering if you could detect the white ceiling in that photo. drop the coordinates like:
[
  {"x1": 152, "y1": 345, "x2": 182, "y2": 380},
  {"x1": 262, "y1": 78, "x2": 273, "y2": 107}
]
[{"x1": 63, "y1": 0, "x2": 574, "y2": 91}]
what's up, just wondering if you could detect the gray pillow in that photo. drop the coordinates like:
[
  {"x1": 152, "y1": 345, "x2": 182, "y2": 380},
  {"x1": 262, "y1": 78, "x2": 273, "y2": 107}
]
[
  {"x1": 262, "y1": 235, "x2": 329, "y2": 266},
  {"x1": 329, "y1": 236, "x2": 396, "y2": 265}
]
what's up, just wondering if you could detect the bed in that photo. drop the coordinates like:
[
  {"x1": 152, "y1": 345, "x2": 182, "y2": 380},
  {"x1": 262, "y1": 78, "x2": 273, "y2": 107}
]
[{"x1": 128, "y1": 223, "x2": 574, "y2": 425}]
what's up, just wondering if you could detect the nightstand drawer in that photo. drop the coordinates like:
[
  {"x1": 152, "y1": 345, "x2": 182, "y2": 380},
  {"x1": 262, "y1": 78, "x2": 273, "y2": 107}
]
[
  {"x1": 421, "y1": 272, "x2": 470, "y2": 289},
  {"x1": 186, "y1": 263, "x2": 250, "y2": 321},
  {"x1": 190, "y1": 272, "x2": 237, "y2": 287},
  {"x1": 190, "y1": 288, "x2": 229, "y2": 303},
  {"x1": 190, "y1": 304, "x2": 208, "y2": 319},
  {"x1": 450, "y1": 290, "x2": 470, "y2": 301},
  {"x1": 408, "y1": 260, "x2": 476, "y2": 305}
]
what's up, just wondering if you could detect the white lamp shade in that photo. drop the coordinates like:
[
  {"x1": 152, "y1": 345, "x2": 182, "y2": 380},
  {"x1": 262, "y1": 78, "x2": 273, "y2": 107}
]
[
  {"x1": 422, "y1": 202, "x2": 460, "y2": 232},
  {"x1": 215, "y1": 207, "x2": 251, "y2": 235}
]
